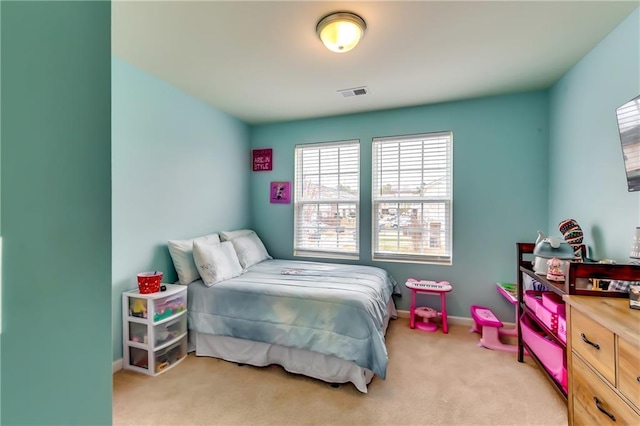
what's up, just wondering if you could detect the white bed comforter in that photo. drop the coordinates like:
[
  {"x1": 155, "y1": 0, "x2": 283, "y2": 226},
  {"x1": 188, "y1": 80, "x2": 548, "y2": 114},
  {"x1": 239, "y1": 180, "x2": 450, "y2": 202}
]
[{"x1": 188, "y1": 259, "x2": 399, "y2": 379}]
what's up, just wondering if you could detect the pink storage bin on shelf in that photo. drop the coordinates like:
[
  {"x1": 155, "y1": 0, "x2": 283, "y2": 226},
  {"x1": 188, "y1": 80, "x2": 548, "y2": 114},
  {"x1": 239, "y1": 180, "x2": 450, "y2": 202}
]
[
  {"x1": 520, "y1": 314, "x2": 567, "y2": 390},
  {"x1": 524, "y1": 290, "x2": 543, "y2": 313},
  {"x1": 524, "y1": 290, "x2": 558, "y2": 334},
  {"x1": 557, "y1": 314, "x2": 567, "y2": 344},
  {"x1": 542, "y1": 292, "x2": 566, "y2": 317},
  {"x1": 535, "y1": 301, "x2": 559, "y2": 334}
]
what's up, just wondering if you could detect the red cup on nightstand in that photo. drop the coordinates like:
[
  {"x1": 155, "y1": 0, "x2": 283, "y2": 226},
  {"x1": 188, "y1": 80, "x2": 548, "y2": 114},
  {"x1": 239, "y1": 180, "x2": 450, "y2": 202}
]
[{"x1": 137, "y1": 271, "x2": 162, "y2": 294}]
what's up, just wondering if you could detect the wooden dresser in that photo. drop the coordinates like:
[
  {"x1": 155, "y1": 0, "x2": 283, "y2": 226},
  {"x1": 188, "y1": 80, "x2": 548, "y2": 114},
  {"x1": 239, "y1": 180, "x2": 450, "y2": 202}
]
[
  {"x1": 516, "y1": 243, "x2": 639, "y2": 403},
  {"x1": 564, "y1": 296, "x2": 640, "y2": 425}
]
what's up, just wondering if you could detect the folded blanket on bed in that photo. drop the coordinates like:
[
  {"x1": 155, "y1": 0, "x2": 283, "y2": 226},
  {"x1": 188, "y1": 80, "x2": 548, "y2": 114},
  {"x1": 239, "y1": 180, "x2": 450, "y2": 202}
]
[{"x1": 188, "y1": 259, "x2": 400, "y2": 379}]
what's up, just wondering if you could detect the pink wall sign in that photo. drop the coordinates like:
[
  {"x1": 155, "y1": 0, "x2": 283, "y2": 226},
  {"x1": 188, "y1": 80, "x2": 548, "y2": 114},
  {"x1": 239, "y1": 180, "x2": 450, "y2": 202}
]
[
  {"x1": 252, "y1": 148, "x2": 273, "y2": 171},
  {"x1": 270, "y1": 181, "x2": 290, "y2": 204}
]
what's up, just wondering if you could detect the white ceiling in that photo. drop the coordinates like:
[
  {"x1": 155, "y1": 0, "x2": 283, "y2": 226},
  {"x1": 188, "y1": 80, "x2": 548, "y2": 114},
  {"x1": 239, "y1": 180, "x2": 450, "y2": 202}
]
[{"x1": 112, "y1": 1, "x2": 639, "y2": 125}]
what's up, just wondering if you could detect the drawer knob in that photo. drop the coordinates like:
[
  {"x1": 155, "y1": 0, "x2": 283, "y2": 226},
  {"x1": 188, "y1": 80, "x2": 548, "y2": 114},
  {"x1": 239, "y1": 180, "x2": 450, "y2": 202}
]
[
  {"x1": 581, "y1": 333, "x2": 600, "y2": 350},
  {"x1": 593, "y1": 397, "x2": 616, "y2": 422}
]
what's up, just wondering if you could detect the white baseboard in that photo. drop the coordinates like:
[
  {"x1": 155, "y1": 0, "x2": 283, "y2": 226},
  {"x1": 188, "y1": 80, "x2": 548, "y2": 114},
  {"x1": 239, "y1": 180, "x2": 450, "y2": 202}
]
[
  {"x1": 111, "y1": 312, "x2": 514, "y2": 374},
  {"x1": 396, "y1": 309, "x2": 473, "y2": 327}
]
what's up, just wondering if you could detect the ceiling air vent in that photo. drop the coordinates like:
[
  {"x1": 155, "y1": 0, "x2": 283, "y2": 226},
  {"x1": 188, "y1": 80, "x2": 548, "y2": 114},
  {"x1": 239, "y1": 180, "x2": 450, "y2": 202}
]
[{"x1": 338, "y1": 86, "x2": 369, "y2": 97}]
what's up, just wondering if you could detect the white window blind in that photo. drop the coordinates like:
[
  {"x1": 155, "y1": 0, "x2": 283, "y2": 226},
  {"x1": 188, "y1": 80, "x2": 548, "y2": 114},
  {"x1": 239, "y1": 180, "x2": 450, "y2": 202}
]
[
  {"x1": 294, "y1": 140, "x2": 360, "y2": 259},
  {"x1": 372, "y1": 132, "x2": 453, "y2": 264},
  {"x1": 616, "y1": 96, "x2": 640, "y2": 189}
]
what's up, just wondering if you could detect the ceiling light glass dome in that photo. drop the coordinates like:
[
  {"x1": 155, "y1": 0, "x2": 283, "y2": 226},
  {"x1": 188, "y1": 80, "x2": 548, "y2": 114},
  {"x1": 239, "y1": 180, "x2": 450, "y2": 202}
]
[{"x1": 316, "y1": 12, "x2": 366, "y2": 53}]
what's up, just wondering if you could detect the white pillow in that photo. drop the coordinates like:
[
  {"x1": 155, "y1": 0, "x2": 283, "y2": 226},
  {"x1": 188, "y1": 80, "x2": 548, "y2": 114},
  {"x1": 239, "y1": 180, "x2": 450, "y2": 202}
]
[
  {"x1": 220, "y1": 229, "x2": 255, "y2": 241},
  {"x1": 231, "y1": 232, "x2": 272, "y2": 269},
  {"x1": 168, "y1": 233, "x2": 220, "y2": 285},
  {"x1": 193, "y1": 240, "x2": 243, "y2": 287}
]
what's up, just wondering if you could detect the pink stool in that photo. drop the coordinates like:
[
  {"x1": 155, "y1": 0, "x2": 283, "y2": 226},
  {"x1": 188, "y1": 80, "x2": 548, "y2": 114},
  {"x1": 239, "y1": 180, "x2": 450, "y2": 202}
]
[
  {"x1": 414, "y1": 307, "x2": 439, "y2": 332},
  {"x1": 470, "y1": 305, "x2": 518, "y2": 353},
  {"x1": 405, "y1": 279, "x2": 452, "y2": 334}
]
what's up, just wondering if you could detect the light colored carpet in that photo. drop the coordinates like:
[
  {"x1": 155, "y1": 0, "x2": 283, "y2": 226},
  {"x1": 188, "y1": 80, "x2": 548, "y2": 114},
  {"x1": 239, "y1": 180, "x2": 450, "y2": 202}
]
[{"x1": 113, "y1": 318, "x2": 567, "y2": 425}]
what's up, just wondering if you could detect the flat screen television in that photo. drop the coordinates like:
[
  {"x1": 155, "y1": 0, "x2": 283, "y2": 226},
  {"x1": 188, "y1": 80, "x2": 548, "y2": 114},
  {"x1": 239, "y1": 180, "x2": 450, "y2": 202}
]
[{"x1": 616, "y1": 95, "x2": 640, "y2": 192}]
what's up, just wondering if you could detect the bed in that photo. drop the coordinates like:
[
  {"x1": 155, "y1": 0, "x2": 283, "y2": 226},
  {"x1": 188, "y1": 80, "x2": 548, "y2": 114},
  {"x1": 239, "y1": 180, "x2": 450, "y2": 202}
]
[{"x1": 168, "y1": 230, "x2": 399, "y2": 393}]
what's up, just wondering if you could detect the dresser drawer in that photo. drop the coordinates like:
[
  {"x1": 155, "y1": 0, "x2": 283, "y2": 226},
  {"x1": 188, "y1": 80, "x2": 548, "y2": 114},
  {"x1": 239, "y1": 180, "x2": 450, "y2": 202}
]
[
  {"x1": 618, "y1": 337, "x2": 640, "y2": 411},
  {"x1": 570, "y1": 308, "x2": 615, "y2": 385},
  {"x1": 572, "y1": 354, "x2": 640, "y2": 425}
]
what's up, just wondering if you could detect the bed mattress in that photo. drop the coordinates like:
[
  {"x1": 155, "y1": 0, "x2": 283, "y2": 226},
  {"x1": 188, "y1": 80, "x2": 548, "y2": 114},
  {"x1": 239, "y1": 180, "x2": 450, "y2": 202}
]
[
  {"x1": 191, "y1": 298, "x2": 396, "y2": 393},
  {"x1": 187, "y1": 259, "x2": 399, "y2": 380}
]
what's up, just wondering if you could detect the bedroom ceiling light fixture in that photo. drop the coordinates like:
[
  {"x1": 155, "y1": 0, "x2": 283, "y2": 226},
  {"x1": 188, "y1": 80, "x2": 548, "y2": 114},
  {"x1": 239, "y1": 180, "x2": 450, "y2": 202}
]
[{"x1": 316, "y1": 12, "x2": 366, "y2": 53}]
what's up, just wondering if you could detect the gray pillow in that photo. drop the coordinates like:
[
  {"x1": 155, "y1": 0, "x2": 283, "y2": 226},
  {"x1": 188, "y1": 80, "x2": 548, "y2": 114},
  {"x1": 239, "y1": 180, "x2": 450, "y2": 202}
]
[
  {"x1": 231, "y1": 232, "x2": 272, "y2": 269},
  {"x1": 193, "y1": 240, "x2": 243, "y2": 287},
  {"x1": 220, "y1": 229, "x2": 255, "y2": 242},
  {"x1": 168, "y1": 233, "x2": 220, "y2": 284}
]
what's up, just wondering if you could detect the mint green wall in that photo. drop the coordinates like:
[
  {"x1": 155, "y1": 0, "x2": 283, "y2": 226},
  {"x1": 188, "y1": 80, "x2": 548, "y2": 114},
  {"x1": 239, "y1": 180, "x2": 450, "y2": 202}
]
[
  {"x1": 249, "y1": 93, "x2": 550, "y2": 320},
  {"x1": 111, "y1": 57, "x2": 251, "y2": 360},
  {"x1": 549, "y1": 7, "x2": 640, "y2": 262},
  {"x1": 1, "y1": 1, "x2": 112, "y2": 424},
  {"x1": 0, "y1": 0, "x2": 2, "y2": 237}
]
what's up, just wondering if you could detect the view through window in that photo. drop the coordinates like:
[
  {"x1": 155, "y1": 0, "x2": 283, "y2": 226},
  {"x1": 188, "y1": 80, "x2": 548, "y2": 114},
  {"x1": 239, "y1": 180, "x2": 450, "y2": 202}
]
[
  {"x1": 294, "y1": 140, "x2": 360, "y2": 259},
  {"x1": 372, "y1": 132, "x2": 453, "y2": 264}
]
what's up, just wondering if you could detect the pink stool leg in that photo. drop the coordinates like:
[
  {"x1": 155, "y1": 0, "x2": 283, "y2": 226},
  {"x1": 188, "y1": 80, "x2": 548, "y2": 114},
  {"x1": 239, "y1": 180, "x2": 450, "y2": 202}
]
[
  {"x1": 410, "y1": 289, "x2": 416, "y2": 329},
  {"x1": 479, "y1": 326, "x2": 519, "y2": 353},
  {"x1": 440, "y1": 292, "x2": 448, "y2": 334}
]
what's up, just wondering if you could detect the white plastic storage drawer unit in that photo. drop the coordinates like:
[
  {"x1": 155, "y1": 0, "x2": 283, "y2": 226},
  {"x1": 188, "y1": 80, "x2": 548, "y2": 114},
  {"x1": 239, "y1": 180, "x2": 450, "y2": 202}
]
[{"x1": 122, "y1": 284, "x2": 188, "y2": 376}]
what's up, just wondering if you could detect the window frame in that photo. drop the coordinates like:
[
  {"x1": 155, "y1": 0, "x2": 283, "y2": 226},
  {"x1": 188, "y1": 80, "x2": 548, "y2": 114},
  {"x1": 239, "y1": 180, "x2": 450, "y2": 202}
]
[
  {"x1": 371, "y1": 131, "x2": 453, "y2": 265},
  {"x1": 293, "y1": 139, "x2": 360, "y2": 260}
]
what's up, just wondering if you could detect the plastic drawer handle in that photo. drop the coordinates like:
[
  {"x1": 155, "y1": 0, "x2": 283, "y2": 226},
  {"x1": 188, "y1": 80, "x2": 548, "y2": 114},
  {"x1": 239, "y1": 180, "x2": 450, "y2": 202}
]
[
  {"x1": 581, "y1": 333, "x2": 600, "y2": 350},
  {"x1": 593, "y1": 397, "x2": 616, "y2": 421}
]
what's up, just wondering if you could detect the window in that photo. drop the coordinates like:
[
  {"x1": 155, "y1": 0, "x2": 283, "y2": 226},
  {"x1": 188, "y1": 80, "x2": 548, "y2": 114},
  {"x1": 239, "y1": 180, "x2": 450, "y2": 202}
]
[
  {"x1": 294, "y1": 140, "x2": 359, "y2": 259},
  {"x1": 372, "y1": 132, "x2": 453, "y2": 264}
]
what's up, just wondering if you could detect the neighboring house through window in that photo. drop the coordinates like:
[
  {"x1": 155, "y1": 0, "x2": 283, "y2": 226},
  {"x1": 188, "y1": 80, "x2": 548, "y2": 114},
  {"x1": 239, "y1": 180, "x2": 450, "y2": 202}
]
[
  {"x1": 371, "y1": 132, "x2": 453, "y2": 264},
  {"x1": 294, "y1": 140, "x2": 360, "y2": 259}
]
